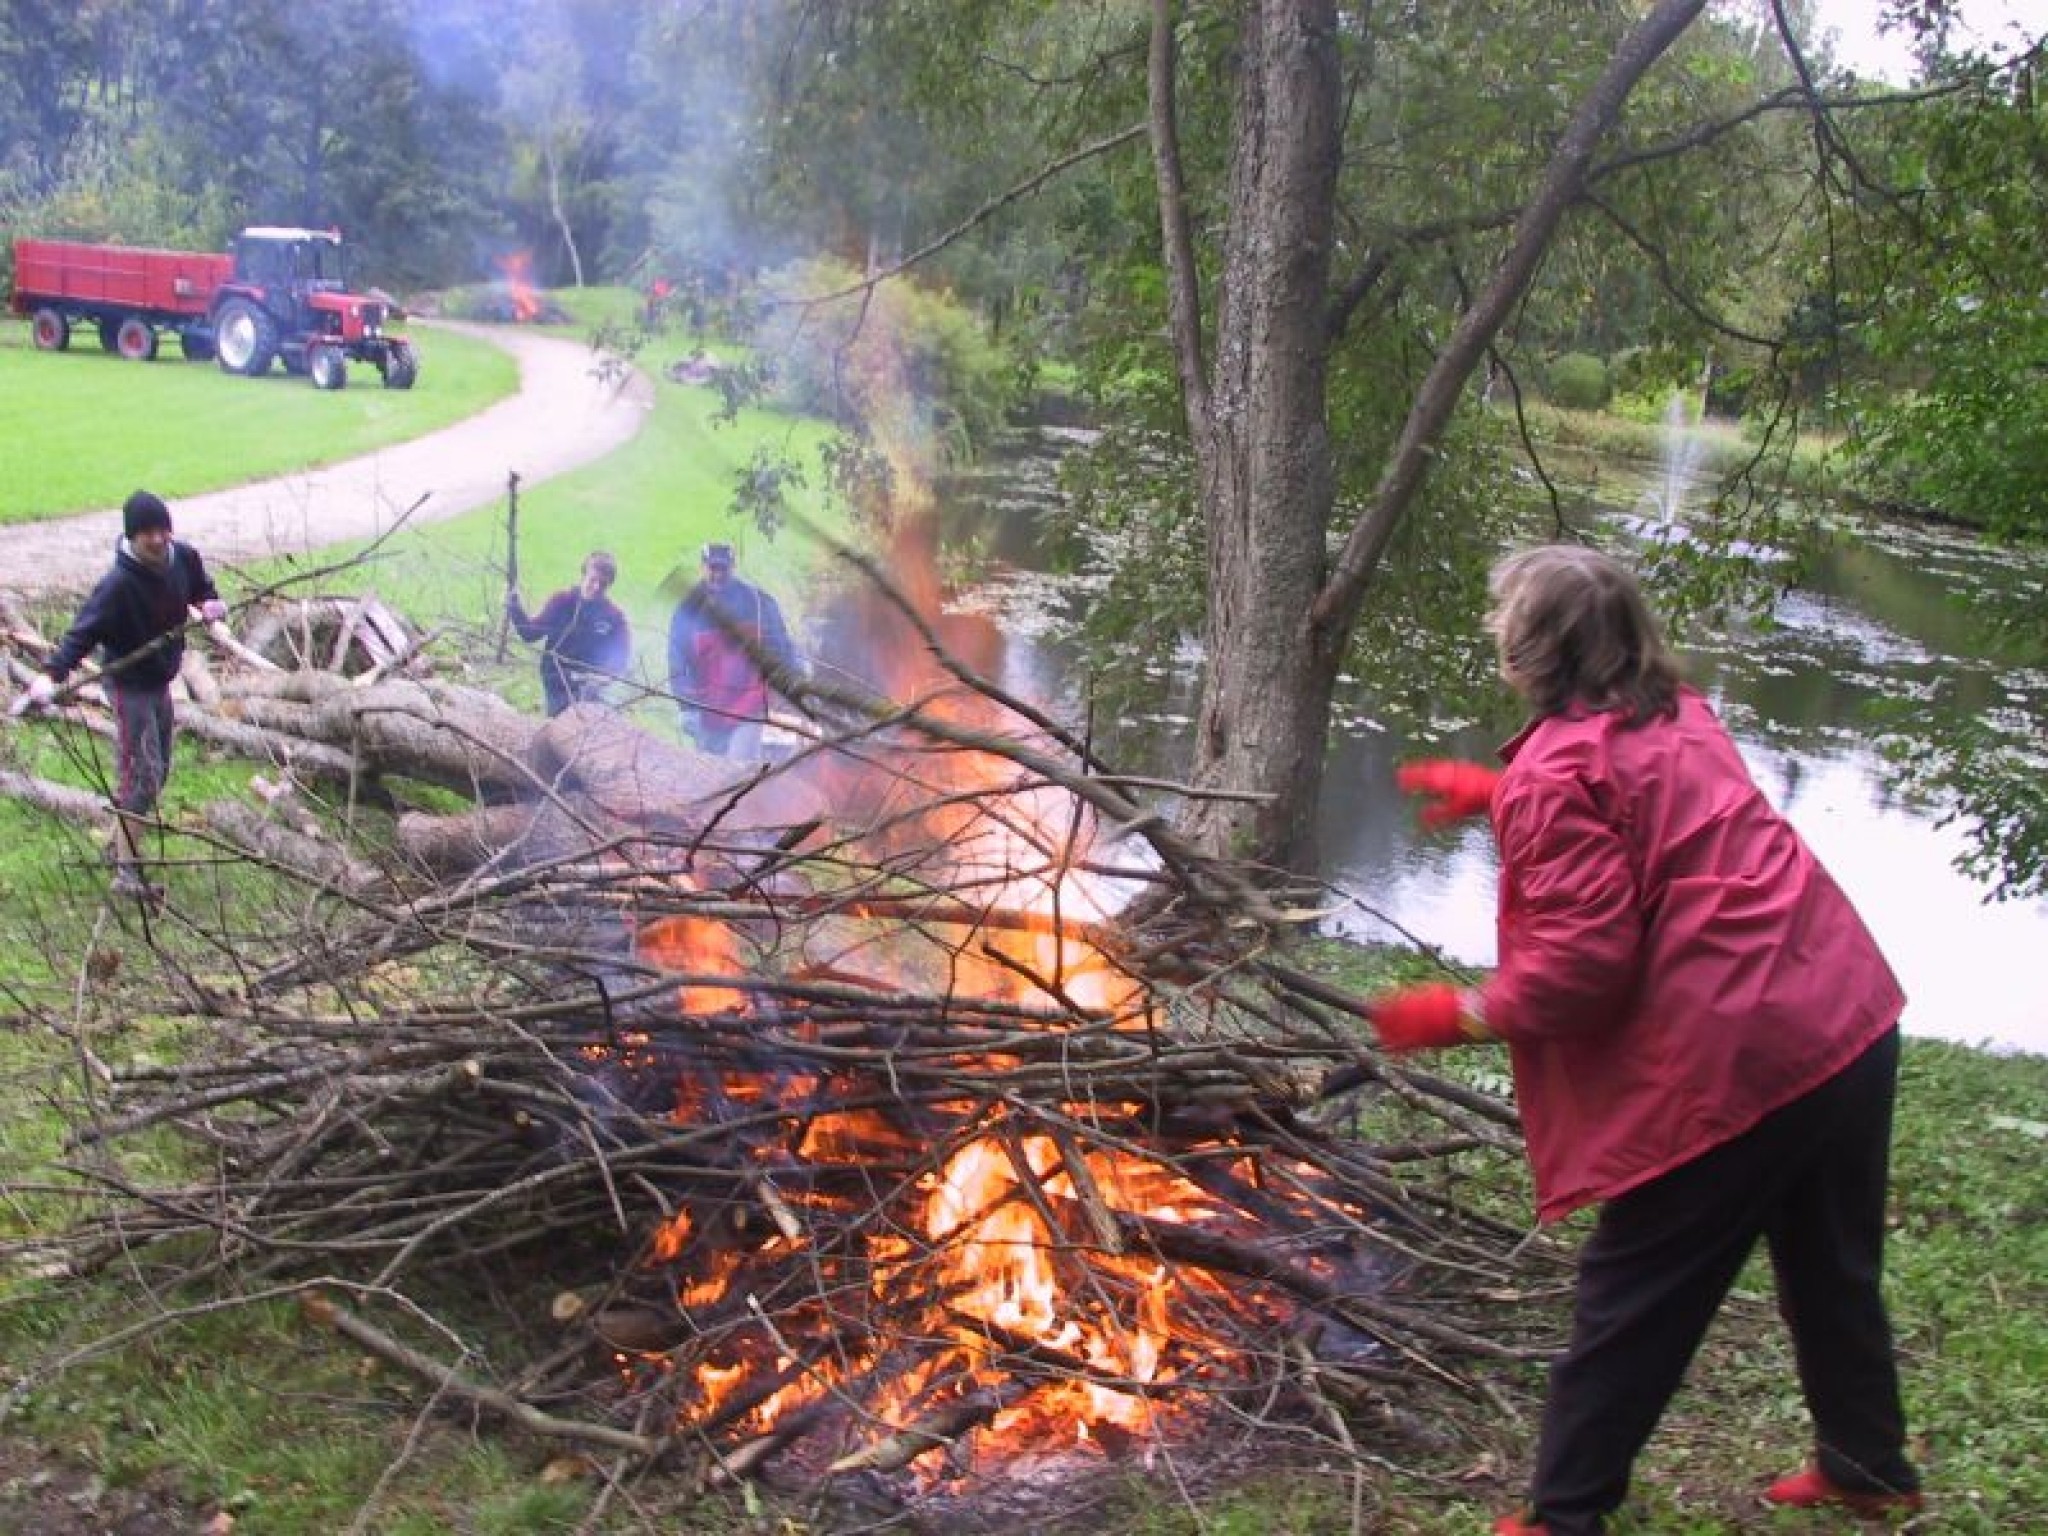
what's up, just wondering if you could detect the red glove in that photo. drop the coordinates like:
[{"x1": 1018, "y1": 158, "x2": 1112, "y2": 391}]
[
  {"x1": 1396, "y1": 759, "x2": 1501, "y2": 829},
  {"x1": 1370, "y1": 982, "x2": 1489, "y2": 1052}
]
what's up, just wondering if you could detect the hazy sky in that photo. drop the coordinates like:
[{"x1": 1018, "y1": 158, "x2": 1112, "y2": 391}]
[{"x1": 1809, "y1": 0, "x2": 2041, "y2": 81}]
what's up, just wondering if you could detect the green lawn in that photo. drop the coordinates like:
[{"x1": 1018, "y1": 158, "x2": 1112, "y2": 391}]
[
  {"x1": 0, "y1": 315, "x2": 518, "y2": 521},
  {"x1": 231, "y1": 304, "x2": 846, "y2": 720}
]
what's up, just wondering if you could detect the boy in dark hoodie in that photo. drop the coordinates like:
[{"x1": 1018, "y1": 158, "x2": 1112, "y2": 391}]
[{"x1": 12, "y1": 490, "x2": 225, "y2": 898}]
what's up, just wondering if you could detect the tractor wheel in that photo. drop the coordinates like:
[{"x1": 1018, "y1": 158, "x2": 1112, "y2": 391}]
[
  {"x1": 213, "y1": 299, "x2": 278, "y2": 377},
  {"x1": 180, "y1": 329, "x2": 216, "y2": 362},
  {"x1": 99, "y1": 320, "x2": 123, "y2": 353},
  {"x1": 381, "y1": 344, "x2": 418, "y2": 391},
  {"x1": 116, "y1": 318, "x2": 159, "y2": 362},
  {"x1": 308, "y1": 344, "x2": 347, "y2": 391},
  {"x1": 30, "y1": 308, "x2": 70, "y2": 351}
]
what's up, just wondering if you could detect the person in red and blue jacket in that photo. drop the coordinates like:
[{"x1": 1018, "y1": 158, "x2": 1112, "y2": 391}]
[
  {"x1": 11, "y1": 490, "x2": 224, "y2": 899},
  {"x1": 665, "y1": 542, "x2": 800, "y2": 759},
  {"x1": 1372, "y1": 545, "x2": 1921, "y2": 1536}
]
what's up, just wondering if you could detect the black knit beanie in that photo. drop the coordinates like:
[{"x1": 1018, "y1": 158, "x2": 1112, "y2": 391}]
[{"x1": 123, "y1": 490, "x2": 172, "y2": 538}]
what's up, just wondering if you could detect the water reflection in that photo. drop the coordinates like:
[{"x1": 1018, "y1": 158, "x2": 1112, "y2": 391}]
[
  {"x1": 941, "y1": 430, "x2": 2048, "y2": 1059},
  {"x1": 1316, "y1": 730, "x2": 2048, "y2": 1058}
]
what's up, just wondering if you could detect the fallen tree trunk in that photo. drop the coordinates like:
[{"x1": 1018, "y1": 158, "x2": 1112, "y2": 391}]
[
  {"x1": 199, "y1": 799, "x2": 386, "y2": 895},
  {"x1": 0, "y1": 767, "x2": 111, "y2": 830},
  {"x1": 216, "y1": 675, "x2": 541, "y2": 796}
]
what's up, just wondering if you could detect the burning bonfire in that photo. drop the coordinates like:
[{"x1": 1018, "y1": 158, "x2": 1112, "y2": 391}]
[
  {"x1": 3, "y1": 353, "x2": 1558, "y2": 1522},
  {"x1": 6, "y1": 549, "x2": 1559, "y2": 1526},
  {"x1": 457, "y1": 248, "x2": 570, "y2": 325}
]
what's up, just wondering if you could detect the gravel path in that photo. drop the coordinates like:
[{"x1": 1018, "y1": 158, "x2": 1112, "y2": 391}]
[{"x1": 0, "y1": 319, "x2": 654, "y2": 599}]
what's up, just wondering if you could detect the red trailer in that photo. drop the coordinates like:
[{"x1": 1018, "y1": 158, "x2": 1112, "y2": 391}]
[
  {"x1": 10, "y1": 239, "x2": 232, "y2": 360},
  {"x1": 9, "y1": 228, "x2": 418, "y2": 389}
]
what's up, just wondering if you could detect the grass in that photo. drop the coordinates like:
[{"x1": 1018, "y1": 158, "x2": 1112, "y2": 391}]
[
  {"x1": 1507, "y1": 396, "x2": 1847, "y2": 503},
  {"x1": 0, "y1": 313, "x2": 518, "y2": 521},
  {"x1": 3, "y1": 332, "x2": 2045, "y2": 1530}
]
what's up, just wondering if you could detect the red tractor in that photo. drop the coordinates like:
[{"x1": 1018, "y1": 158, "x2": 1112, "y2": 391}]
[{"x1": 10, "y1": 226, "x2": 418, "y2": 390}]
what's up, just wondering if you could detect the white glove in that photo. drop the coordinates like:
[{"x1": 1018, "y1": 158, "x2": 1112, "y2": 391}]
[
  {"x1": 198, "y1": 598, "x2": 228, "y2": 623},
  {"x1": 10, "y1": 674, "x2": 58, "y2": 717}
]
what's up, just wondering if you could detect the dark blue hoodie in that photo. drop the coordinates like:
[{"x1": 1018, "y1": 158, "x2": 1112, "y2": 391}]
[{"x1": 45, "y1": 537, "x2": 220, "y2": 693}]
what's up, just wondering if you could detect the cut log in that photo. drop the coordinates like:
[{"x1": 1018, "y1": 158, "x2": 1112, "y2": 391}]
[
  {"x1": 397, "y1": 801, "x2": 581, "y2": 878},
  {"x1": 218, "y1": 674, "x2": 541, "y2": 796},
  {"x1": 199, "y1": 799, "x2": 385, "y2": 894},
  {"x1": 532, "y1": 704, "x2": 831, "y2": 836},
  {"x1": 0, "y1": 768, "x2": 113, "y2": 830},
  {"x1": 175, "y1": 710, "x2": 368, "y2": 797}
]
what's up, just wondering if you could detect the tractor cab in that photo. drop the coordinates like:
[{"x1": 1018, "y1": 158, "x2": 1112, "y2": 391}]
[{"x1": 232, "y1": 227, "x2": 349, "y2": 292}]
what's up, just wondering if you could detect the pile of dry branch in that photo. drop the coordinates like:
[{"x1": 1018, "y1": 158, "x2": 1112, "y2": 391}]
[{"x1": 1, "y1": 590, "x2": 1566, "y2": 1530}]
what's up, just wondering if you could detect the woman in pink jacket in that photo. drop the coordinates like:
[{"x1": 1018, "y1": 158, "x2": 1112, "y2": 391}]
[{"x1": 1371, "y1": 545, "x2": 1921, "y2": 1536}]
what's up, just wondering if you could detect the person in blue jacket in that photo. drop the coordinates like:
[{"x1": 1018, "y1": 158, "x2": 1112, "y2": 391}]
[
  {"x1": 506, "y1": 551, "x2": 632, "y2": 716},
  {"x1": 11, "y1": 490, "x2": 225, "y2": 899}
]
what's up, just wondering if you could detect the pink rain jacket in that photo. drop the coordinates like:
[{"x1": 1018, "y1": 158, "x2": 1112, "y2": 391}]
[{"x1": 1478, "y1": 688, "x2": 1903, "y2": 1222}]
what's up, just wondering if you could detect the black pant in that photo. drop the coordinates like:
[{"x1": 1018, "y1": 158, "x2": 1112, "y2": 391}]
[{"x1": 1529, "y1": 1027, "x2": 1918, "y2": 1535}]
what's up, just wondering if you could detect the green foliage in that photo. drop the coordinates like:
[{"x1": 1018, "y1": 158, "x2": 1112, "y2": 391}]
[
  {"x1": 1542, "y1": 352, "x2": 1613, "y2": 411},
  {"x1": 751, "y1": 256, "x2": 1021, "y2": 474},
  {"x1": 1798, "y1": 63, "x2": 2048, "y2": 900},
  {"x1": 1041, "y1": 421, "x2": 1205, "y2": 746},
  {"x1": 10, "y1": 125, "x2": 238, "y2": 255},
  {"x1": 1882, "y1": 716, "x2": 2048, "y2": 904},
  {"x1": 0, "y1": 0, "x2": 517, "y2": 289},
  {"x1": 1828, "y1": 67, "x2": 2048, "y2": 541},
  {"x1": 1851, "y1": 353, "x2": 2048, "y2": 539}
]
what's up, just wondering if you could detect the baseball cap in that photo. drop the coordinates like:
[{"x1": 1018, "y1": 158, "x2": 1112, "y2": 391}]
[{"x1": 701, "y1": 542, "x2": 736, "y2": 569}]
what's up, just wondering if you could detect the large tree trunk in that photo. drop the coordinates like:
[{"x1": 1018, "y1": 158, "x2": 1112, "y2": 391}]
[
  {"x1": 1158, "y1": 0, "x2": 1342, "y2": 868},
  {"x1": 1158, "y1": 0, "x2": 1709, "y2": 867}
]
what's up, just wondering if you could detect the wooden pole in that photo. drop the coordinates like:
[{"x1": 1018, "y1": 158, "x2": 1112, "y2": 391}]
[{"x1": 494, "y1": 469, "x2": 522, "y2": 661}]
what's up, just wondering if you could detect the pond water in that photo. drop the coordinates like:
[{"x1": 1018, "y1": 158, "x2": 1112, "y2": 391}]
[{"x1": 940, "y1": 429, "x2": 2048, "y2": 1059}]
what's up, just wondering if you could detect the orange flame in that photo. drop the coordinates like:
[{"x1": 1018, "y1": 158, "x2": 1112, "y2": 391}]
[
  {"x1": 495, "y1": 250, "x2": 542, "y2": 322},
  {"x1": 902, "y1": 1132, "x2": 1216, "y2": 1438},
  {"x1": 636, "y1": 913, "x2": 748, "y2": 1016},
  {"x1": 604, "y1": 284, "x2": 1297, "y2": 1474}
]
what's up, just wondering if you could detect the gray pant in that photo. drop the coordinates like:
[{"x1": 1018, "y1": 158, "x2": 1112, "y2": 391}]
[{"x1": 112, "y1": 684, "x2": 175, "y2": 815}]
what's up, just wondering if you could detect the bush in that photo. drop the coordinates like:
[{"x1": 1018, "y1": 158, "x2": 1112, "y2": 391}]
[
  {"x1": 1544, "y1": 351, "x2": 1611, "y2": 410},
  {"x1": 750, "y1": 258, "x2": 1020, "y2": 474}
]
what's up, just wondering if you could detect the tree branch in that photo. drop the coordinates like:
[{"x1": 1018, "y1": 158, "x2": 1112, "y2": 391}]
[{"x1": 1312, "y1": 0, "x2": 1710, "y2": 636}]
